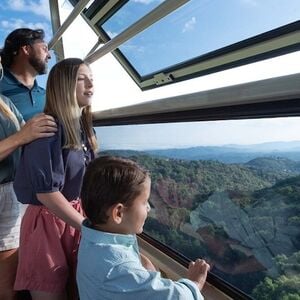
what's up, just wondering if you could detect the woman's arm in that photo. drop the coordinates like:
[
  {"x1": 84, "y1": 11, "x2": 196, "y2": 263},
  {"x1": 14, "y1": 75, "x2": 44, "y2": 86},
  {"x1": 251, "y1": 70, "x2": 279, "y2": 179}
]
[
  {"x1": 37, "y1": 191, "x2": 84, "y2": 231},
  {"x1": 0, "y1": 113, "x2": 57, "y2": 161}
]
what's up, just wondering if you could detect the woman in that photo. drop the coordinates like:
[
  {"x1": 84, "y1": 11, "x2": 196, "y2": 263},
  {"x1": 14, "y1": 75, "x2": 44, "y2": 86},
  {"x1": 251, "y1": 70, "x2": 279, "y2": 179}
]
[
  {"x1": 13, "y1": 58, "x2": 97, "y2": 300},
  {"x1": 0, "y1": 56, "x2": 57, "y2": 300}
]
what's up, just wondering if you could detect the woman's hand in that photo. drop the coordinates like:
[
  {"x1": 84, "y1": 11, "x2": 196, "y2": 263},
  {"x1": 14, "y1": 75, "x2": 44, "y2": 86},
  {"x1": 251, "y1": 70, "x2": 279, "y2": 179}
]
[
  {"x1": 0, "y1": 113, "x2": 57, "y2": 161},
  {"x1": 16, "y1": 113, "x2": 57, "y2": 145},
  {"x1": 37, "y1": 192, "x2": 84, "y2": 231}
]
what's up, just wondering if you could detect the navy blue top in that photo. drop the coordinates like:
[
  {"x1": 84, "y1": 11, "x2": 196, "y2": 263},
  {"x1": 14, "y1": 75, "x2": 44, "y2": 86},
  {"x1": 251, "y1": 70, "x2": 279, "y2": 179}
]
[
  {"x1": 0, "y1": 95, "x2": 24, "y2": 184},
  {"x1": 0, "y1": 69, "x2": 46, "y2": 121},
  {"x1": 13, "y1": 122, "x2": 94, "y2": 205}
]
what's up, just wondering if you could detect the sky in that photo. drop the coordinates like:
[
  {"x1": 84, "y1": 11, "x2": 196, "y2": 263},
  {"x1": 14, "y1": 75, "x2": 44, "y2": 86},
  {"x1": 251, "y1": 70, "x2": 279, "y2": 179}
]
[
  {"x1": 102, "y1": 0, "x2": 300, "y2": 76},
  {"x1": 95, "y1": 117, "x2": 300, "y2": 150},
  {"x1": 0, "y1": 0, "x2": 300, "y2": 149},
  {"x1": 0, "y1": 0, "x2": 51, "y2": 32}
]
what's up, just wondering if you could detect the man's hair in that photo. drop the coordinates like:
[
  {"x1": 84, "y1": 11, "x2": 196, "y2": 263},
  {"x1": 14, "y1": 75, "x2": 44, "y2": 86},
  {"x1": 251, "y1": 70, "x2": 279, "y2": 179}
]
[
  {"x1": 44, "y1": 57, "x2": 97, "y2": 151},
  {"x1": 81, "y1": 156, "x2": 150, "y2": 224},
  {"x1": 0, "y1": 28, "x2": 45, "y2": 68}
]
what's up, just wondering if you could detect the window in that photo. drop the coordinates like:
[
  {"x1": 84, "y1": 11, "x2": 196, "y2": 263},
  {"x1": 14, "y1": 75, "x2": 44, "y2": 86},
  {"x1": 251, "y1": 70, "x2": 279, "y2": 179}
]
[
  {"x1": 52, "y1": 1, "x2": 300, "y2": 298},
  {"x1": 95, "y1": 116, "x2": 300, "y2": 299},
  {"x1": 54, "y1": 0, "x2": 300, "y2": 111},
  {"x1": 68, "y1": 0, "x2": 300, "y2": 89},
  {"x1": 92, "y1": 70, "x2": 300, "y2": 299}
]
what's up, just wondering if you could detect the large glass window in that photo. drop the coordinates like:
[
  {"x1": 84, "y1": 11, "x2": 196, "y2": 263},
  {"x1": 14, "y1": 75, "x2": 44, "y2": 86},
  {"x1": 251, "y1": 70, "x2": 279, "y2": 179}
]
[
  {"x1": 95, "y1": 117, "x2": 300, "y2": 299},
  {"x1": 102, "y1": 0, "x2": 300, "y2": 76},
  {"x1": 67, "y1": 0, "x2": 300, "y2": 90},
  {"x1": 59, "y1": 0, "x2": 300, "y2": 111}
]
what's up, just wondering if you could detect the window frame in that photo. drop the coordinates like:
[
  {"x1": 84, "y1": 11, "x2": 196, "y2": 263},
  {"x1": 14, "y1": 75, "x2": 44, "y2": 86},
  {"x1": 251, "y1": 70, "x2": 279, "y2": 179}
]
[
  {"x1": 92, "y1": 73, "x2": 300, "y2": 299},
  {"x1": 65, "y1": 0, "x2": 300, "y2": 90}
]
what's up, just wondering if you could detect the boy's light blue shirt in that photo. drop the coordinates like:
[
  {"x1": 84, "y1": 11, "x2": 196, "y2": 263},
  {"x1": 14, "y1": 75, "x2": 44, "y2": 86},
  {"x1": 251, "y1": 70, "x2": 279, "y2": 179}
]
[{"x1": 77, "y1": 219, "x2": 204, "y2": 300}]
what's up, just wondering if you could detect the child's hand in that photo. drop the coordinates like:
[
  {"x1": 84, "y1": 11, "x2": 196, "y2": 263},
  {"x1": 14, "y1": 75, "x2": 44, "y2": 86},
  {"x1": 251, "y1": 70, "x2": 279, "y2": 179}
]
[
  {"x1": 140, "y1": 253, "x2": 157, "y2": 271},
  {"x1": 187, "y1": 259, "x2": 210, "y2": 291}
]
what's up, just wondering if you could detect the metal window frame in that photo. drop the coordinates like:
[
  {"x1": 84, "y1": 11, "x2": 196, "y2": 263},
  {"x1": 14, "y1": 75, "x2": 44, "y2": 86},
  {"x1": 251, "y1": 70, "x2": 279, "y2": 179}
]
[
  {"x1": 92, "y1": 72, "x2": 300, "y2": 125},
  {"x1": 49, "y1": 0, "x2": 300, "y2": 90}
]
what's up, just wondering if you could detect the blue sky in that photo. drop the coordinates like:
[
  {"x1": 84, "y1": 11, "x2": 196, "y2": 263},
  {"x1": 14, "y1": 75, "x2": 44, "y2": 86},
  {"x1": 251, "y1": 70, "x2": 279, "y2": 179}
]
[
  {"x1": 105, "y1": 0, "x2": 300, "y2": 75},
  {"x1": 95, "y1": 117, "x2": 300, "y2": 150},
  {"x1": 0, "y1": 0, "x2": 51, "y2": 38}
]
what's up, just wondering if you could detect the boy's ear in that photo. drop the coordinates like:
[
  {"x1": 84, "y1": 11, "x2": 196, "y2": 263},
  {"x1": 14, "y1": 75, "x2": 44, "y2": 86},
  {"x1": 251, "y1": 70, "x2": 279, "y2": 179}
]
[{"x1": 111, "y1": 203, "x2": 125, "y2": 224}]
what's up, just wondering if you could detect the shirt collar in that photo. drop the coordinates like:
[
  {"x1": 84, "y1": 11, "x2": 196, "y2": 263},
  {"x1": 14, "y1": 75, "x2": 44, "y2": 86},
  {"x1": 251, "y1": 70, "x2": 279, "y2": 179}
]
[
  {"x1": 4, "y1": 68, "x2": 40, "y2": 90},
  {"x1": 82, "y1": 219, "x2": 137, "y2": 247}
]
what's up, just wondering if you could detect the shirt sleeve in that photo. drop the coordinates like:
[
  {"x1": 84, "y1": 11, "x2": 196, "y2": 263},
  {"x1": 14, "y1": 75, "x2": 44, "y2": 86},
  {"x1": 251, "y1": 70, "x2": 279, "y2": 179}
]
[
  {"x1": 22, "y1": 123, "x2": 65, "y2": 193},
  {"x1": 104, "y1": 261, "x2": 204, "y2": 300}
]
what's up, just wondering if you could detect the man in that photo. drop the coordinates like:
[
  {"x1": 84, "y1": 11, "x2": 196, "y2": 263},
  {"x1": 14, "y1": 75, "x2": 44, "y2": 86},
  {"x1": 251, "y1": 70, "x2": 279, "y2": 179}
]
[{"x1": 0, "y1": 28, "x2": 51, "y2": 121}]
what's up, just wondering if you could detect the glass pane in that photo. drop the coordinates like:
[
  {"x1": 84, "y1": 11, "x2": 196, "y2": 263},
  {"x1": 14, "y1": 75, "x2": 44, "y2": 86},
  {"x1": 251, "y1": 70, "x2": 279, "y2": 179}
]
[
  {"x1": 95, "y1": 117, "x2": 300, "y2": 298},
  {"x1": 101, "y1": 0, "x2": 300, "y2": 76},
  {"x1": 101, "y1": 0, "x2": 165, "y2": 35},
  {"x1": 60, "y1": 0, "x2": 300, "y2": 111}
]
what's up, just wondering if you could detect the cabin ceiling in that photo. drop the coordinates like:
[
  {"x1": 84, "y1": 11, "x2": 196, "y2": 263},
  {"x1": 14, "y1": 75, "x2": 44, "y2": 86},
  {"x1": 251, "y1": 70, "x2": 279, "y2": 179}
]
[{"x1": 51, "y1": 0, "x2": 300, "y2": 91}]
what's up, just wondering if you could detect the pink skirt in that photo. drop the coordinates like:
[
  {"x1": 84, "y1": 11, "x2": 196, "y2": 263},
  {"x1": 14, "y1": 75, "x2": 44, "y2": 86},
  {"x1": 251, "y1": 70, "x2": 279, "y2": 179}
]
[{"x1": 14, "y1": 200, "x2": 82, "y2": 293}]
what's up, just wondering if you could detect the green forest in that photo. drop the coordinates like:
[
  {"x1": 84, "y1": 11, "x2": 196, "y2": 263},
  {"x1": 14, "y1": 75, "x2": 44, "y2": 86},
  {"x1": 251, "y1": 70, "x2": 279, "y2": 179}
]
[{"x1": 102, "y1": 151, "x2": 300, "y2": 299}]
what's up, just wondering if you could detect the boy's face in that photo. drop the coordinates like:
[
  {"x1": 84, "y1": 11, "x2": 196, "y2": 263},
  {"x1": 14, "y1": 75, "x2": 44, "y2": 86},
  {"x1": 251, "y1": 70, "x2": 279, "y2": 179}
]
[{"x1": 121, "y1": 177, "x2": 151, "y2": 235}]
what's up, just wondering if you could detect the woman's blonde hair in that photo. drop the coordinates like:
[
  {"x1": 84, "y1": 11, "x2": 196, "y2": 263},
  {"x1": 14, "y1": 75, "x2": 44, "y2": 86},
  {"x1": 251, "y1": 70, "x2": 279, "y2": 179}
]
[
  {"x1": 44, "y1": 58, "x2": 97, "y2": 151},
  {"x1": 0, "y1": 97, "x2": 20, "y2": 130}
]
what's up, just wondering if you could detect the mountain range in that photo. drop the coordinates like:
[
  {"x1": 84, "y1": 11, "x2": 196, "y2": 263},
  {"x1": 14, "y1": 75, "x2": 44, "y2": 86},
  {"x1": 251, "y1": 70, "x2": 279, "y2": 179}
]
[{"x1": 143, "y1": 141, "x2": 300, "y2": 163}]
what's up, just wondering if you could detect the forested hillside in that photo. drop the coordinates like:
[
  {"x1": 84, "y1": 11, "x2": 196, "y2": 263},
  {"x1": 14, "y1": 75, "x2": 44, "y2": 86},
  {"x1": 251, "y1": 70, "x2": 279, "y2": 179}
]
[{"x1": 100, "y1": 150, "x2": 300, "y2": 298}]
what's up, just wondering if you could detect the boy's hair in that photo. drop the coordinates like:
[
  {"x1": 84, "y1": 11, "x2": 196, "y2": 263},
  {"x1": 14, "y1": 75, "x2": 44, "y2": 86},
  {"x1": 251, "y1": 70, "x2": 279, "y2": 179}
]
[
  {"x1": 0, "y1": 28, "x2": 45, "y2": 68},
  {"x1": 45, "y1": 57, "x2": 97, "y2": 151},
  {"x1": 81, "y1": 156, "x2": 150, "y2": 225}
]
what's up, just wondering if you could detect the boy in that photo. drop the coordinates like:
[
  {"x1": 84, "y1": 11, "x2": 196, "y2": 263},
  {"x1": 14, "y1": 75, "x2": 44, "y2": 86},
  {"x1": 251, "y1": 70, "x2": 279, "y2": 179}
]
[{"x1": 77, "y1": 156, "x2": 210, "y2": 300}]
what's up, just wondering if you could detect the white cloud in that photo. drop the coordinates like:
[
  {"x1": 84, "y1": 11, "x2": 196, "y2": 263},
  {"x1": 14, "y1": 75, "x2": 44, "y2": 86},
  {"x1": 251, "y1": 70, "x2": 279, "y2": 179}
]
[
  {"x1": 0, "y1": 18, "x2": 52, "y2": 41},
  {"x1": 123, "y1": 43, "x2": 145, "y2": 54},
  {"x1": 240, "y1": 0, "x2": 258, "y2": 7},
  {"x1": 6, "y1": 0, "x2": 50, "y2": 20},
  {"x1": 106, "y1": 30, "x2": 117, "y2": 39},
  {"x1": 182, "y1": 16, "x2": 196, "y2": 33},
  {"x1": 132, "y1": 0, "x2": 162, "y2": 4}
]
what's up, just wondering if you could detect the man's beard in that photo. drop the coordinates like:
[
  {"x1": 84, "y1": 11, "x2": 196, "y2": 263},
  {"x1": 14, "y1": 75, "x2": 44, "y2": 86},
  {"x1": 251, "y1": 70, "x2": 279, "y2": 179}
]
[{"x1": 28, "y1": 55, "x2": 48, "y2": 75}]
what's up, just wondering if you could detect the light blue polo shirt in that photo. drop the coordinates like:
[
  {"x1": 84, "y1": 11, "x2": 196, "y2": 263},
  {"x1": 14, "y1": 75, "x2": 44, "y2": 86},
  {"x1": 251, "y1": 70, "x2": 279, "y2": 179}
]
[
  {"x1": 0, "y1": 95, "x2": 24, "y2": 183},
  {"x1": 77, "y1": 220, "x2": 204, "y2": 300},
  {"x1": 0, "y1": 69, "x2": 46, "y2": 121}
]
